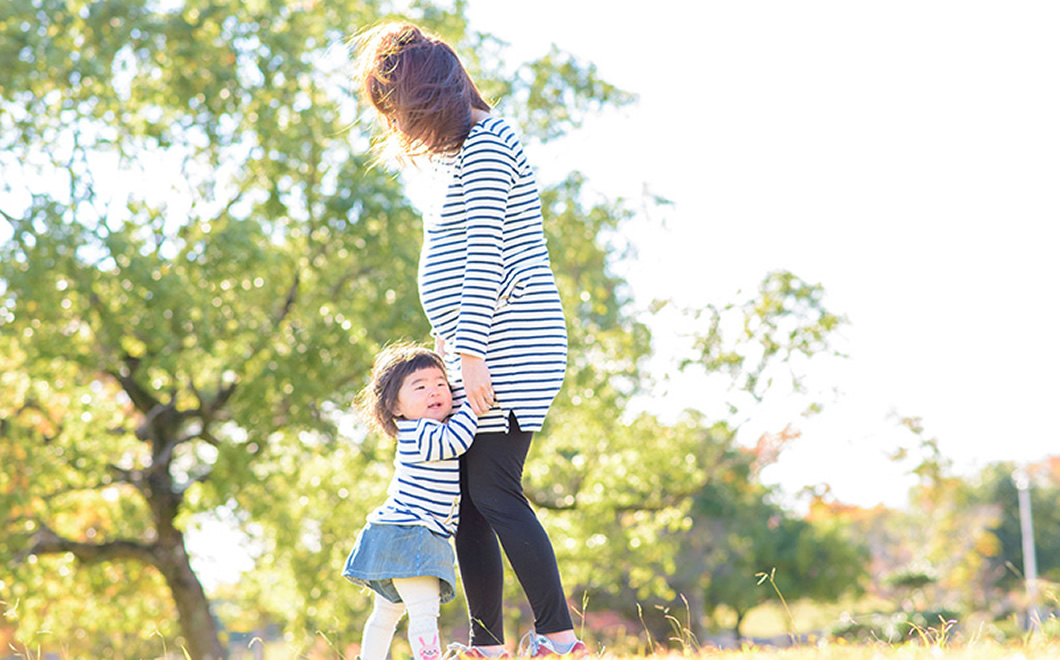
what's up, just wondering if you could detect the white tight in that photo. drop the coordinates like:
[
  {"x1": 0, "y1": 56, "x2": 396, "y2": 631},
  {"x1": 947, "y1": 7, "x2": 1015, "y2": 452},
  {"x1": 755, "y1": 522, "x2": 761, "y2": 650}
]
[{"x1": 360, "y1": 576, "x2": 442, "y2": 660}]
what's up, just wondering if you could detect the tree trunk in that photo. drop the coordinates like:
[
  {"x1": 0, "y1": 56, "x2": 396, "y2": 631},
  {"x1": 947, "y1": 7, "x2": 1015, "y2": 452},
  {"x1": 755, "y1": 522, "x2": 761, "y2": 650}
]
[
  {"x1": 25, "y1": 527, "x2": 227, "y2": 660},
  {"x1": 139, "y1": 401, "x2": 227, "y2": 660},
  {"x1": 154, "y1": 533, "x2": 227, "y2": 660},
  {"x1": 732, "y1": 609, "x2": 745, "y2": 643}
]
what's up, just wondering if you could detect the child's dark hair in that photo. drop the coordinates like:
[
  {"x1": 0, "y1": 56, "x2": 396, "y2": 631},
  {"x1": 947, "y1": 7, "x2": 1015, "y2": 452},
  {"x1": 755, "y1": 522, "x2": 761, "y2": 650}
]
[
  {"x1": 359, "y1": 341, "x2": 447, "y2": 438},
  {"x1": 353, "y1": 21, "x2": 491, "y2": 161}
]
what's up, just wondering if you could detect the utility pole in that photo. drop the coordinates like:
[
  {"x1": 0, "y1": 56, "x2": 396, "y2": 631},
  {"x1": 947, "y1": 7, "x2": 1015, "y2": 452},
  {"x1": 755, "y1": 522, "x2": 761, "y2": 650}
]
[{"x1": 1012, "y1": 468, "x2": 1040, "y2": 630}]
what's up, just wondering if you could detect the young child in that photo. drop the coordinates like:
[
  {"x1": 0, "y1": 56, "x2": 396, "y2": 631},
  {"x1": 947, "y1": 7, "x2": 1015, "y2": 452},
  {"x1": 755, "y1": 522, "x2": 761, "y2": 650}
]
[{"x1": 343, "y1": 342, "x2": 478, "y2": 660}]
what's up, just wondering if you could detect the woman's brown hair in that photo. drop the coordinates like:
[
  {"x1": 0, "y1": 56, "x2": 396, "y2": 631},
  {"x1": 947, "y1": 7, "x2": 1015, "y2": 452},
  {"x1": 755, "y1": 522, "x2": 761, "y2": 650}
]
[
  {"x1": 353, "y1": 21, "x2": 491, "y2": 161},
  {"x1": 358, "y1": 341, "x2": 448, "y2": 438}
]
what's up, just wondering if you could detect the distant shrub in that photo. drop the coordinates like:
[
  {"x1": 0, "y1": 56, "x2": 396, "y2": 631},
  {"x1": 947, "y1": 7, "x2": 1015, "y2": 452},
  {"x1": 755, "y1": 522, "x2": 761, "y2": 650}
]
[
  {"x1": 829, "y1": 609, "x2": 961, "y2": 644},
  {"x1": 884, "y1": 568, "x2": 936, "y2": 591}
]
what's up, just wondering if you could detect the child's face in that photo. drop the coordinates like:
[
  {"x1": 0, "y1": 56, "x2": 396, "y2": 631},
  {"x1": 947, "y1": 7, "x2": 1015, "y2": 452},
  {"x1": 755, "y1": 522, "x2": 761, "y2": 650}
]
[{"x1": 393, "y1": 366, "x2": 453, "y2": 424}]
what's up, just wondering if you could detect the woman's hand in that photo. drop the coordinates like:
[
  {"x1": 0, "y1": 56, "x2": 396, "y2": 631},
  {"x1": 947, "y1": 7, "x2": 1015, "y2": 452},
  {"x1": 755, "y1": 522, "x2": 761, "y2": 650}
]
[
  {"x1": 434, "y1": 334, "x2": 446, "y2": 358},
  {"x1": 460, "y1": 353, "x2": 494, "y2": 415}
]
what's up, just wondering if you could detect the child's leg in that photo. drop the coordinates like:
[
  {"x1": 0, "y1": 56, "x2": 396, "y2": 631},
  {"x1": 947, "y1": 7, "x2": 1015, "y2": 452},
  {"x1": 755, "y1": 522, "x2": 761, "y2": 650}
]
[
  {"x1": 361, "y1": 592, "x2": 406, "y2": 660},
  {"x1": 392, "y1": 576, "x2": 442, "y2": 660}
]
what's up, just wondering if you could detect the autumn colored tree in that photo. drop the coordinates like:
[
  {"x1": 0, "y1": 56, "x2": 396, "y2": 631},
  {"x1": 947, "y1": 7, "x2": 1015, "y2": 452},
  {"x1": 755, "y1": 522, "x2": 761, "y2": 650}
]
[
  {"x1": 977, "y1": 459, "x2": 1060, "y2": 612},
  {"x1": 842, "y1": 418, "x2": 1057, "y2": 634},
  {"x1": 881, "y1": 417, "x2": 1009, "y2": 617}
]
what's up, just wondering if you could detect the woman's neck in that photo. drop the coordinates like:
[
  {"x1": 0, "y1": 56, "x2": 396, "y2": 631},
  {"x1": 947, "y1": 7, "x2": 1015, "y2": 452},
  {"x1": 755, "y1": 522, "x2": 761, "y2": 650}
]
[{"x1": 470, "y1": 108, "x2": 491, "y2": 124}]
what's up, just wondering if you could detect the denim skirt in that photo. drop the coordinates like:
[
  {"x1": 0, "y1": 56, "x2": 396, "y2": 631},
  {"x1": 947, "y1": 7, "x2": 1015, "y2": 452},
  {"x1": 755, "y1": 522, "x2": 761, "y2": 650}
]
[{"x1": 342, "y1": 522, "x2": 457, "y2": 604}]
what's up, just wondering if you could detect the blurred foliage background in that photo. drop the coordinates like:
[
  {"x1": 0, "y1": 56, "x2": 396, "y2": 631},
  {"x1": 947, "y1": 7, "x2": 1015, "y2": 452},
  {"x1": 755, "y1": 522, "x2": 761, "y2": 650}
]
[{"x1": 0, "y1": 0, "x2": 1056, "y2": 658}]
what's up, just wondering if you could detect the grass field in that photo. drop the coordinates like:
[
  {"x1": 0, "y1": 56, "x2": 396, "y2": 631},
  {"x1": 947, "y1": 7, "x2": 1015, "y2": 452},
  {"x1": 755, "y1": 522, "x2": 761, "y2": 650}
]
[
  {"x1": 7, "y1": 633, "x2": 1060, "y2": 660},
  {"x1": 6, "y1": 594, "x2": 1059, "y2": 660},
  {"x1": 225, "y1": 640, "x2": 1060, "y2": 660},
  {"x1": 229, "y1": 617, "x2": 1060, "y2": 660}
]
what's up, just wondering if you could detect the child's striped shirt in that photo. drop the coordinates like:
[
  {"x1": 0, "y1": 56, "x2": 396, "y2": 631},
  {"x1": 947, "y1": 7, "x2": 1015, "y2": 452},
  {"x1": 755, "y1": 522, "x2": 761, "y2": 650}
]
[{"x1": 366, "y1": 404, "x2": 478, "y2": 537}]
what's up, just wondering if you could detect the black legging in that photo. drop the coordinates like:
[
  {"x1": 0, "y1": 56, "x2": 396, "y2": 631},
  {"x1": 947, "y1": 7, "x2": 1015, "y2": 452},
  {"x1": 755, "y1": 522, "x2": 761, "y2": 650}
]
[{"x1": 455, "y1": 414, "x2": 573, "y2": 646}]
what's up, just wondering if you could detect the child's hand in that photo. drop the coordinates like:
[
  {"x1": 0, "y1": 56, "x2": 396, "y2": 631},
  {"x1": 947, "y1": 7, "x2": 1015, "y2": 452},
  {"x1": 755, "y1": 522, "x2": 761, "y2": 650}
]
[
  {"x1": 435, "y1": 334, "x2": 446, "y2": 358},
  {"x1": 460, "y1": 353, "x2": 494, "y2": 415}
]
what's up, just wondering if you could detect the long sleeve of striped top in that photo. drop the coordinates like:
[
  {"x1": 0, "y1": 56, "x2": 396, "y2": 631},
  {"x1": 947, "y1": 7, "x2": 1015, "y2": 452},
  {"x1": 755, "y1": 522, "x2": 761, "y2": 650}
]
[
  {"x1": 365, "y1": 404, "x2": 478, "y2": 536},
  {"x1": 452, "y1": 126, "x2": 517, "y2": 358}
]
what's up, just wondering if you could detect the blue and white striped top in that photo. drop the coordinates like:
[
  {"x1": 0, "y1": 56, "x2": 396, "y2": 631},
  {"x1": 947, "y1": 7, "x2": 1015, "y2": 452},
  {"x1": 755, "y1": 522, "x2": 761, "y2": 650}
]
[
  {"x1": 418, "y1": 116, "x2": 568, "y2": 434},
  {"x1": 366, "y1": 405, "x2": 478, "y2": 537}
]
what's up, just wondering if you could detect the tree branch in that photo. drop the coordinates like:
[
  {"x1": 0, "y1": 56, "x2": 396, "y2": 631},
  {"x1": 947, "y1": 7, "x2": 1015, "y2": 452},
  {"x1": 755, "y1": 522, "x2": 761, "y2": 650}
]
[
  {"x1": 188, "y1": 375, "x2": 204, "y2": 412},
  {"x1": 21, "y1": 524, "x2": 156, "y2": 565},
  {"x1": 197, "y1": 427, "x2": 221, "y2": 447},
  {"x1": 201, "y1": 373, "x2": 238, "y2": 425},
  {"x1": 274, "y1": 269, "x2": 301, "y2": 327},
  {"x1": 109, "y1": 464, "x2": 146, "y2": 489},
  {"x1": 227, "y1": 265, "x2": 303, "y2": 392},
  {"x1": 108, "y1": 353, "x2": 161, "y2": 416},
  {"x1": 176, "y1": 471, "x2": 213, "y2": 495},
  {"x1": 149, "y1": 428, "x2": 186, "y2": 473}
]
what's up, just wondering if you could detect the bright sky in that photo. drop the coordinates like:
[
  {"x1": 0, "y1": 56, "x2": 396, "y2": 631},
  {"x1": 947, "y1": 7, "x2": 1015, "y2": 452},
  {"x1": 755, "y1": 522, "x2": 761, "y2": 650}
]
[{"x1": 466, "y1": 0, "x2": 1060, "y2": 509}]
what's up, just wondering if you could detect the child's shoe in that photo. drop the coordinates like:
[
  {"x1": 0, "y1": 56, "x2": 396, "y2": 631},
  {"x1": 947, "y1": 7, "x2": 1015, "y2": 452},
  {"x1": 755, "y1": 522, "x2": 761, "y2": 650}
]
[{"x1": 517, "y1": 633, "x2": 588, "y2": 658}]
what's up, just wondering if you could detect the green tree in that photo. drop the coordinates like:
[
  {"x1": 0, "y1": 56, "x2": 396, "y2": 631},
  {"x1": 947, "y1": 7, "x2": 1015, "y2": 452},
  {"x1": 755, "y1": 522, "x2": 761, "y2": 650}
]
[
  {"x1": 0, "y1": 0, "x2": 634, "y2": 657},
  {"x1": 1, "y1": 0, "x2": 861, "y2": 656},
  {"x1": 674, "y1": 272, "x2": 861, "y2": 641},
  {"x1": 681, "y1": 270, "x2": 846, "y2": 411},
  {"x1": 693, "y1": 476, "x2": 868, "y2": 640},
  {"x1": 516, "y1": 272, "x2": 860, "y2": 646}
]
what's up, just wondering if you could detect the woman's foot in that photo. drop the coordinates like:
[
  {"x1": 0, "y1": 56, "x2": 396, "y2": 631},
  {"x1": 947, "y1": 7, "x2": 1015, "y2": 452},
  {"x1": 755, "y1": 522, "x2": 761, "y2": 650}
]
[{"x1": 518, "y1": 632, "x2": 588, "y2": 658}]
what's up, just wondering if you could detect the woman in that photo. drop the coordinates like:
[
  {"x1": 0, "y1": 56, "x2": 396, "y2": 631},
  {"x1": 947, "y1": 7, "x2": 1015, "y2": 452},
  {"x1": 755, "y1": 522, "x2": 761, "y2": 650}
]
[{"x1": 354, "y1": 21, "x2": 586, "y2": 659}]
